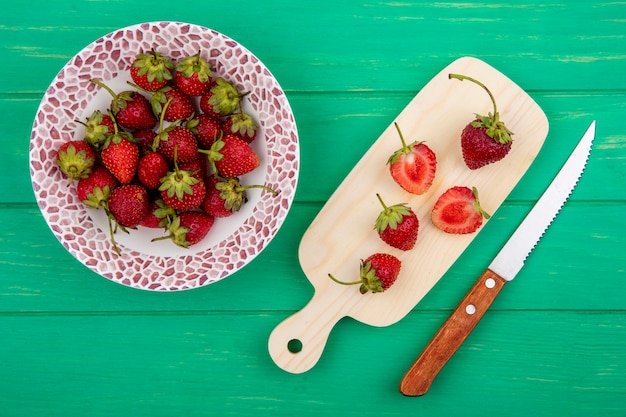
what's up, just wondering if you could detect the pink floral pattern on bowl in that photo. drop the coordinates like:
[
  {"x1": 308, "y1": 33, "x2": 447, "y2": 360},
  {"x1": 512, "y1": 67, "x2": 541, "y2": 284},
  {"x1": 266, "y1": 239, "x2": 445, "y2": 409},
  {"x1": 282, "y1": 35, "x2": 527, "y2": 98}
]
[{"x1": 29, "y1": 22, "x2": 299, "y2": 291}]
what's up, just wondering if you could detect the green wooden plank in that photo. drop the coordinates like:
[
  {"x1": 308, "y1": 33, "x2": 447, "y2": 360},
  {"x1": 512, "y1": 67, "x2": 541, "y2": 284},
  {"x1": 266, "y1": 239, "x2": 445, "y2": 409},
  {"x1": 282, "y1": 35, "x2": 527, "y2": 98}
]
[
  {"x1": 0, "y1": 311, "x2": 624, "y2": 416},
  {"x1": 1, "y1": 1, "x2": 625, "y2": 93},
  {"x1": 6, "y1": 92, "x2": 626, "y2": 204},
  {"x1": 0, "y1": 201, "x2": 623, "y2": 312}
]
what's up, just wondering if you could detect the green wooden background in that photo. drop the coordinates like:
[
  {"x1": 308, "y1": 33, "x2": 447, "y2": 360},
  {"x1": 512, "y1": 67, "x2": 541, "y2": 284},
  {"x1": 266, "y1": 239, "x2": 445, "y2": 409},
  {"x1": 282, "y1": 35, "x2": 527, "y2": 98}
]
[{"x1": 2, "y1": 1, "x2": 625, "y2": 416}]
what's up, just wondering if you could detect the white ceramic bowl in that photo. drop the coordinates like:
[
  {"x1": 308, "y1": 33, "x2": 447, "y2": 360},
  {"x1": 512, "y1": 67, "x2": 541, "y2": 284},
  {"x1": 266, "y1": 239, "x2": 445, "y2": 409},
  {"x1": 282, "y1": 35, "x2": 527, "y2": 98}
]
[{"x1": 29, "y1": 22, "x2": 299, "y2": 291}]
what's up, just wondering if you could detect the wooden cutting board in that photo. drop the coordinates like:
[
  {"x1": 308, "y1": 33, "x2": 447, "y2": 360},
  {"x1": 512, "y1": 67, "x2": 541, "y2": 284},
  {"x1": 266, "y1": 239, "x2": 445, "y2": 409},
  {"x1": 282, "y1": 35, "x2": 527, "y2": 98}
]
[{"x1": 268, "y1": 56, "x2": 549, "y2": 373}]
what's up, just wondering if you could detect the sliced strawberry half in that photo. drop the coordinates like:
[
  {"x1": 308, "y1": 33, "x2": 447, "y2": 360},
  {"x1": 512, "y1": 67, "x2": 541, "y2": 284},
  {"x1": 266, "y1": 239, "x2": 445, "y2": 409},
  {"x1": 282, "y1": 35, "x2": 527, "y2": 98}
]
[
  {"x1": 388, "y1": 122, "x2": 437, "y2": 195},
  {"x1": 431, "y1": 186, "x2": 491, "y2": 234}
]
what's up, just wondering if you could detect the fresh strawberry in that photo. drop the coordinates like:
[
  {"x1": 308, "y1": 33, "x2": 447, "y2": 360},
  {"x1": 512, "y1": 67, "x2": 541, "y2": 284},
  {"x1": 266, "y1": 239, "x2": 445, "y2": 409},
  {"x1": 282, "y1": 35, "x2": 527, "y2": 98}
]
[
  {"x1": 174, "y1": 51, "x2": 213, "y2": 96},
  {"x1": 107, "y1": 184, "x2": 149, "y2": 228},
  {"x1": 328, "y1": 253, "x2": 402, "y2": 294},
  {"x1": 100, "y1": 124, "x2": 140, "y2": 185},
  {"x1": 388, "y1": 122, "x2": 437, "y2": 195},
  {"x1": 77, "y1": 110, "x2": 114, "y2": 151},
  {"x1": 187, "y1": 113, "x2": 223, "y2": 148},
  {"x1": 201, "y1": 175, "x2": 277, "y2": 218},
  {"x1": 431, "y1": 186, "x2": 491, "y2": 234},
  {"x1": 200, "y1": 77, "x2": 245, "y2": 117},
  {"x1": 90, "y1": 79, "x2": 157, "y2": 130},
  {"x1": 200, "y1": 134, "x2": 260, "y2": 178},
  {"x1": 449, "y1": 73, "x2": 514, "y2": 169},
  {"x1": 179, "y1": 157, "x2": 207, "y2": 179},
  {"x1": 140, "y1": 84, "x2": 195, "y2": 122},
  {"x1": 130, "y1": 49, "x2": 174, "y2": 92},
  {"x1": 137, "y1": 151, "x2": 169, "y2": 190},
  {"x1": 76, "y1": 164, "x2": 119, "y2": 208},
  {"x1": 155, "y1": 125, "x2": 198, "y2": 164},
  {"x1": 133, "y1": 128, "x2": 157, "y2": 153},
  {"x1": 55, "y1": 140, "x2": 96, "y2": 184},
  {"x1": 374, "y1": 193, "x2": 419, "y2": 251},
  {"x1": 140, "y1": 198, "x2": 175, "y2": 229},
  {"x1": 222, "y1": 112, "x2": 258, "y2": 143},
  {"x1": 198, "y1": 89, "x2": 222, "y2": 119},
  {"x1": 154, "y1": 211, "x2": 215, "y2": 248},
  {"x1": 159, "y1": 160, "x2": 207, "y2": 211}
]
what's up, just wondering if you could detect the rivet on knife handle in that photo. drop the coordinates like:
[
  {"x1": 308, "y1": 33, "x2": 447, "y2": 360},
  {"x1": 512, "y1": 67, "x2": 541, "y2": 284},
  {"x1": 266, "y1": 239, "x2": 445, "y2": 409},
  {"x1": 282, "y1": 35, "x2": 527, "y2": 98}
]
[{"x1": 399, "y1": 270, "x2": 507, "y2": 396}]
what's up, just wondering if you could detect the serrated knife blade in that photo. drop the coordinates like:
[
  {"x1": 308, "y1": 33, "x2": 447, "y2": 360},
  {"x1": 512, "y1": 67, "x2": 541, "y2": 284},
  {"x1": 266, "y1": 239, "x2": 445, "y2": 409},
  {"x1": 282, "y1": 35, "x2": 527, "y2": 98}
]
[{"x1": 399, "y1": 121, "x2": 596, "y2": 397}]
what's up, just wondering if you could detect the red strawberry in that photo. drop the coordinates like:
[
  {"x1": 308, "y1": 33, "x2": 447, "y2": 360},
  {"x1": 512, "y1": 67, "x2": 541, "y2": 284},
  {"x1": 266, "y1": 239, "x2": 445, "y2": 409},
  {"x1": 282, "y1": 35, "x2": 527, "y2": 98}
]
[
  {"x1": 155, "y1": 126, "x2": 198, "y2": 164},
  {"x1": 107, "y1": 184, "x2": 149, "y2": 228},
  {"x1": 90, "y1": 79, "x2": 157, "y2": 130},
  {"x1": 431, "y1": 186, "x2": 491, "y2": 234},
  {"x1": 201, "y1": 176, "x2": 277, "y2": 218},
  {"x1": 133, "y1": 128, "x2": 157, "y2": 154},
  {"x1": 222, "y1": 112, "x2": 258, "y2": 143},
  {"x1": 374, "y1": 193, "x2": 419, "y2": 251},
  {"x1": 388, "y1": 122, "x2": 437, "y2": 195},
  {"x1": 188, "y1": 113, "x2": 223, "y2": 148},
  {"x1": 201, "y1": 134, "x2": 260, "y2": 178},
  {"x1": 179, "y1": 157, "x2": 207, "y2": 179},
  {"x1": 149, "y1": 85, "x2": 195, "y2": 122},
  {"x1": 76, "y1": 164, "x2": 119, "y2": 208},
  {"x1": 77, "y1": 110, "x2": 114, "y2": 151},
  {"x1": 328, "y1": 253, "x2": 402, "y2": 294},
  {"x1": 137, "y1": 152, "x2": 169, "y2": 189},
  {"x1": 130, "y1": 49, "x2": 174, "y2": 92},
  {"x1": 140, "y1": 198, "x2": 175, "y2": 229},
  {"x1": 449, "y1": 73, "x2": 514, "y2": 169},
  {"x1": 159, "y1": 164, "x2": 207, "y2": 211},
  {"x1": 198, "y1": 89, "x2": 222, "y2": 119},
  {"x1": 55, "y1": 140, "x2": 96, "y2": 184},
  {"x1": 101, "y1": 132, "x2": 139, "y2": 185},
  {"x1": 174, "y1": 51, "x2": 213, "y2": 96},
  {"x1": 200, "y1": 77, "x2": 245, "y2": 117},
  {"x1": 154, "y1": 211, "x2": 215, "y2": 248}
]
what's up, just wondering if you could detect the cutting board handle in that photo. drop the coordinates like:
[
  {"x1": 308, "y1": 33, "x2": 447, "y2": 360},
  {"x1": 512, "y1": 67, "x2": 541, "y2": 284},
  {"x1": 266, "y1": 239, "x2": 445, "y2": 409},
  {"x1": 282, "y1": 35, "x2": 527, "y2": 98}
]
[{"x1": 268, "y1": 289, "x2": 351, "y2": 373}]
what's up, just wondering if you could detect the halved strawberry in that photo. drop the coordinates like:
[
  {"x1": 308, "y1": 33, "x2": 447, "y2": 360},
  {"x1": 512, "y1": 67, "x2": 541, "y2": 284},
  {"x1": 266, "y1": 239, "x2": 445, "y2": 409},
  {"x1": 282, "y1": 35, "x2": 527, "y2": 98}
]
[
  {"x1": 374, "y1": 193, "x2": 419, "y2": 251},
  {"x1": 431, "y1": 186, "x2": 491, "y2": 234},
  {"x1": 328, "y1": 253, "x2": 402, "y2": 294},
  {"x1": 388, "y1": 122, "x2": 437, "y2": 195}
]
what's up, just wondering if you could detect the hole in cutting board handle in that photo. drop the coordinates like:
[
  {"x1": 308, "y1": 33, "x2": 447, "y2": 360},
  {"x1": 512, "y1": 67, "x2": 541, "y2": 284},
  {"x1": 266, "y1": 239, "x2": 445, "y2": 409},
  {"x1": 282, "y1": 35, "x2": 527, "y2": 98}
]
[{"x1": 287, "y1": 339, "x2": 303, "y2": 353}]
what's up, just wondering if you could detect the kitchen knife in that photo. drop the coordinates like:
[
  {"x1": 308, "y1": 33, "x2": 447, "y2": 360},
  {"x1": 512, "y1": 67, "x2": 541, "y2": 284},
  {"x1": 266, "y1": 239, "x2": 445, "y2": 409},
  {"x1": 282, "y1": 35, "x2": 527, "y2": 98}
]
[{"x1": 399, "y1": 120, "x2": 596, "y2": 396}]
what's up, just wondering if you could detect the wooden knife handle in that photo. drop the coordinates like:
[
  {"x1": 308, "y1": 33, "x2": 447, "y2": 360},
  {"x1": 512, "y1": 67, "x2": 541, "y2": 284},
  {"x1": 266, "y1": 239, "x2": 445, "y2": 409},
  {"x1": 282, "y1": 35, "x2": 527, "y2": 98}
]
[{"x1": 399, "y1": 269, "x2": 507, "y2": 396}]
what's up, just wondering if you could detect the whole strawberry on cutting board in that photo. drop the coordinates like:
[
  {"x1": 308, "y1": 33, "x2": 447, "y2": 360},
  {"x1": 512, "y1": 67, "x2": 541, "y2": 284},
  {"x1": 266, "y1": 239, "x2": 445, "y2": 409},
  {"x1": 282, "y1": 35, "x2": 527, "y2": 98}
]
[{"x1": 269, "y1": 56, "x2": 549, "y2": 374}]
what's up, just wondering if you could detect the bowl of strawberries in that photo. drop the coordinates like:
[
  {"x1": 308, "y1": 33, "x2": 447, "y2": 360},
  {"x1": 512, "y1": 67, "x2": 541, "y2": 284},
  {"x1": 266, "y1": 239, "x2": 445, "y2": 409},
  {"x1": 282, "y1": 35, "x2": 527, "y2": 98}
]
[{"x1": 29, "y1": 22, "x2": 299, "y2": 291}]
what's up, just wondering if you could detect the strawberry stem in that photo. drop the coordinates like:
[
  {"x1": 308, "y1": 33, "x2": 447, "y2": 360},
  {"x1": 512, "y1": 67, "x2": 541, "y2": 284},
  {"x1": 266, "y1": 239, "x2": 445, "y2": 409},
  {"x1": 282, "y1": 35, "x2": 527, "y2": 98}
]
[
  {"x1": 237, "y1": 184, "x2": 278, "y2": 196},
  {"x1": 90, "y1": 78, "x2": 117, "y2": 99},
  {"x1": 393, "y1": 122, "x2": 409, "y2": 151},
  {"x1": 328, "y1": 274, "x2": 361, "y2": 286},
  {"x1": 448, "y1": 73, "x2": 498, "y2": 119}
]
